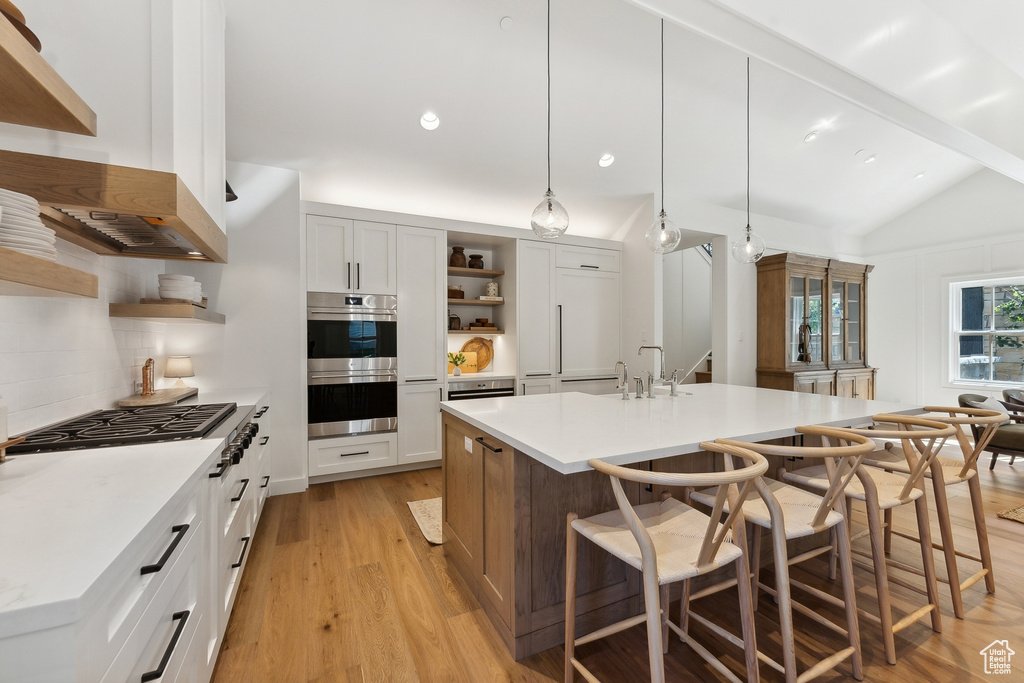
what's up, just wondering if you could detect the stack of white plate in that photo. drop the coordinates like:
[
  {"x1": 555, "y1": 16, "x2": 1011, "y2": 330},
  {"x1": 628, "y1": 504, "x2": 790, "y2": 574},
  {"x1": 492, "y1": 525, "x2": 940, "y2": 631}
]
[
  {"x1": 158, "y1": 274, "x2": 203, "y2": 303},
  {"x1": 0, "y1": 188, "x2": 58, "y2": 262}
]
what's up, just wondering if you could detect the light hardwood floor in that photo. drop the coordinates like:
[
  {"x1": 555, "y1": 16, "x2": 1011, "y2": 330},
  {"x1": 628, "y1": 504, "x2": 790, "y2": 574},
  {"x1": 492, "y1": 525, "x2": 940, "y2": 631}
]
[{"x1": 211, "y1": 464, "x2": 1024, "y2": 682}]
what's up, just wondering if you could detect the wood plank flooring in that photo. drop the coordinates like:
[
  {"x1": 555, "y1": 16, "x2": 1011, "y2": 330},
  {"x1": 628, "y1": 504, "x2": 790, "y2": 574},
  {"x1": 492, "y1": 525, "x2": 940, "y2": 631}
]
[{"x1": 211, "y1": 465, "x2": 1024, "y2": 682}]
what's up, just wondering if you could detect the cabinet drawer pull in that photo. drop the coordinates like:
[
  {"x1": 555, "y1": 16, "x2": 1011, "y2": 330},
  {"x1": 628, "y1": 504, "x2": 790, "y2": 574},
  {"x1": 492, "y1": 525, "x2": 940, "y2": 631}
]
[
  {"x1": 231, "y1": 478, "x2": 250, "y2": 503},
  {"x1": 140, "y1": 524, "x2": 190, "y2": 575},
  {"x1": 140, "y1": 609, "x2": 190, "y2": 682},
  {"x1": 357, "y1": 262, "x2": 361, "y2": 290},
  {"x1": 525, "y1": 372, "x2": 551, "y2": 377},
  {"x1": 475, "y1": 437, "x2": 502, "y2": 453},
  {"x1": 260, "y1": 436, "x2": 270, "y2": 446},
  {"x1": 232, "y1": 536, "x2": 251, "y2": 569},
  {"x1": 347, "y1": 262, "x2": 352, "y2": 289},
  {"x1": 209, "y1": 461, "x2": 229, "y2": 478},
  {"x1": 341, "y1": 450, "x2": 370, "y2": 457},
  {"x1": 255, "y1": 405, "x2": 270, "y2": 418},
  {"x1": 261, "y1": 475, "x2": 270, "y2": 488},
  {"x1": 579, "y1": 264, "x2": 600, "y2": 269}
]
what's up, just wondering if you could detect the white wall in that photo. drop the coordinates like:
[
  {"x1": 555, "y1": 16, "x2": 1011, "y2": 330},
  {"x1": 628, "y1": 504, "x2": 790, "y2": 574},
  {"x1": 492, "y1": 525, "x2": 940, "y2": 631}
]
[
  {"x1": 864, "y1": 170, "x2": 1024, "y2": 405},
  {"x1": 620, "y1": 198, "x2": 660, "y2": 377},
  {"x1": 0, "y1": 245, "x2": 165, "y2": 434},
  {"x1": 160, "y1": 162, "x2": 305, "y2": 494},
  {"x1": 662, "y1": 246, "x2": 712, "y2": 380}
]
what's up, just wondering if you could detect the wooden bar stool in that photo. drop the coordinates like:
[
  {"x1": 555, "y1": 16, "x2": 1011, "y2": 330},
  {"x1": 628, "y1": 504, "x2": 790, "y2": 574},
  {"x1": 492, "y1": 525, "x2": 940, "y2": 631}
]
[
  {"x1": 781, "y1": 414, "x2": 956, "y2": 665},
  {"x1": 688, "y1": 426, "x2": 877, "y2": 682},
  {"x1": 565, "y1": 442, "x2": 767, "y2": 683},
  {"x1": 867, "y1": 406, "x2": 1007, "y2": 618}
]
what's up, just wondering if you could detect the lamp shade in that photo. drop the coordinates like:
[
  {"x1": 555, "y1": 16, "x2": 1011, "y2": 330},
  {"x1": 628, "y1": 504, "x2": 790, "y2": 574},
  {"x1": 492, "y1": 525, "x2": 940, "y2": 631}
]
[{"x1": 164, "y1": 356, "x2": 195, "y2": 379}]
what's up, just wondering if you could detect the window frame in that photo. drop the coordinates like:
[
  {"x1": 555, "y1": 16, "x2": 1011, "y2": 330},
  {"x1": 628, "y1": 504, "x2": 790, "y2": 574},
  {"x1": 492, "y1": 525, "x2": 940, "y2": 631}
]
[{"x1": 948, "y1": 274, "x2": 1024, "y2": 388}]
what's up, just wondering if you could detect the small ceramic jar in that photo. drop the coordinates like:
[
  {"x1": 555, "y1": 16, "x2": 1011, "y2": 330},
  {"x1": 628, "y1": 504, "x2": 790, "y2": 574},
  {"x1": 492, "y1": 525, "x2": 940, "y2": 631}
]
[
  {"x1": 485, "y1": 281, "x2": 499, "y2": 297},
  {"x1": 449, "y1": 246, "x2": 467, "y2": 268},
  {"x1": 468, "y1": 254, "x2": 484, "y2": 269}
]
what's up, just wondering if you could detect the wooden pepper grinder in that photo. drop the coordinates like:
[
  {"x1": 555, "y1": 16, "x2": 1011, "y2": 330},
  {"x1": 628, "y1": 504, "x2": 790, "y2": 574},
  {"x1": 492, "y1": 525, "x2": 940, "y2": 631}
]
[{"x1": 142, "y1": 358, "x2": 156, "y2": 396}]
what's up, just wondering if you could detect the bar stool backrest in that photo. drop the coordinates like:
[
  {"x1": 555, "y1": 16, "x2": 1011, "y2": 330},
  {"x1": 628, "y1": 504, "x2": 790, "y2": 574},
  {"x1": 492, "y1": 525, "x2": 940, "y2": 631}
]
[
  {"x1": 922, "y1": 406, "x2": 1008, "y2": 479},
  {"x1": 588, "y1": 442, "x2": 768, "y2": 574}
]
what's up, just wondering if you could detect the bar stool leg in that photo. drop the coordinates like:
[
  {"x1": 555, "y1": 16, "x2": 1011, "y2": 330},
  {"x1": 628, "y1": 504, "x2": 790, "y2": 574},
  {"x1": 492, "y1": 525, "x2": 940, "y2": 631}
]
[
  {"x1": 640, "y1": 559, "x2": 665, "y2": 683},
  {"x1": 863, "y1": 491, "x2": 897, "y2": 664},
  {"x1": 565, "y1": 513, "x2": 578, "y2": 683},
  {"x1": 768, "y1": 523, "x2": 797, "y2": 683},
  {"x1": 967, "y1": 475, "x2": 996, "y2": 593},
  {"x1": 835, "y1": 515, "x2": 864, "y2": 680},
  {"x1": 929, "y1": 470, "x2": 964, "y2": 618},
  {"x1": 913, "y1": 495, "x2": 944, "y2": 633},
  {"x1": 660, "y1": 583, "x2": 670, "y2": 654},
  {"x1": 883, "y1": 508, "x2": 893, "y2": 554},
  {"x1": 731, "y1": 522, "x2": 760, "y2": 682},
  {"x1": 750, "y1": 523, "x2": 762, "y2": 611}
]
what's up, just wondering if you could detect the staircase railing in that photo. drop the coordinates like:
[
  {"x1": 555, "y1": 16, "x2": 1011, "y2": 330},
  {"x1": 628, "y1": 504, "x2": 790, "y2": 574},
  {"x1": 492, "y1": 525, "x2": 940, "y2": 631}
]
[{"x1": 676, "y1": 349, "x2": 712, "y2": 383}]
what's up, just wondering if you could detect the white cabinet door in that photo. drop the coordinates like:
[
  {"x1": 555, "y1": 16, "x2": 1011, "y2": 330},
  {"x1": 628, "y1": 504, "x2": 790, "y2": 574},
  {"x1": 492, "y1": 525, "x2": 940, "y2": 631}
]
[
  {"x1": 556, "y1": 269, "x2": 621, "y2": 377},
  {"x1": 398, "y1": 383, "x2": 442, "y2": 464},
  {"x1": 398, "y1": 226, "x2": 445, "y2": 382},
  {"x1": 306, "y1": 215, "x2": 353, "y2": 292},
  {"x1": 518, "y1": 240, "x2": 557, "y2": 377},
  {"x1": 520, "y1": 377, "x2": 557, "y2": 395},
  {"x1": 556, "y1": 245, "x2": 621, "y2": 272},
  {"x1": 353, "y1": 220, "x2": 397, "y2": 294}
]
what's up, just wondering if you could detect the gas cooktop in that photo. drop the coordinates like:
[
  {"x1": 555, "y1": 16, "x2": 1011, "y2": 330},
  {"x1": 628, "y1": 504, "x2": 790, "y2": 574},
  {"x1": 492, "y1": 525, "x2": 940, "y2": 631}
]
[{"x1": 7, "y1": 403, "x2": 237, "y2": 455}]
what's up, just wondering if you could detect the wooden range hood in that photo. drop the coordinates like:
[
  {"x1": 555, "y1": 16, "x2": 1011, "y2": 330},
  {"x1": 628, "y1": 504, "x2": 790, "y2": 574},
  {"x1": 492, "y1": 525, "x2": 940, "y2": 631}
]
[{"x1": 0, "y1": 150, "x2": 227, "y2": 263}]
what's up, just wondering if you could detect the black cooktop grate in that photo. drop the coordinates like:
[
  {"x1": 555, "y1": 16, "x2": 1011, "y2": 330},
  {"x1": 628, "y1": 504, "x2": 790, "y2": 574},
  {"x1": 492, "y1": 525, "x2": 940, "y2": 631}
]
[{"x1": 7, "y1": 403, "x2": 237, "y2": 454}]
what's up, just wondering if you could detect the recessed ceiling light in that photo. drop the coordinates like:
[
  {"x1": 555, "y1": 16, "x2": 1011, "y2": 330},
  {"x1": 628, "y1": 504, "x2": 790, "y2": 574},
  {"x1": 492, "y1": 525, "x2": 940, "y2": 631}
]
[
  {"x1": 500, "y1": 16, "x2": 513, "y2": 31},
  {"x1": 914, "y1": 171, "x2": 926, "y2": 179},
  {"x1": 803, "y1": 130, "x2": 818, "y2": 143},
  {"x1": 598, "y1": 154, "x2": 614, "y2": 167},
  {"x1": 863, "y1": 154, "x2": 877, "y2": 164},
  {"x1": 420, "y1": 112, "x2": 440, "y2": 131},
  {"x1": 188, "y1": 251, "x2": 202, "y2": 256}
]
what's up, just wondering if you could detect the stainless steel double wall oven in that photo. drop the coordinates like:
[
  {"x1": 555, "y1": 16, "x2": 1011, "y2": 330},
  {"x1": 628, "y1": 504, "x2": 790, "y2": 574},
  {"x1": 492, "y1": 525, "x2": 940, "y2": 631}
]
[{"x1": 307, "y1": 292, "x2": 397, "y2": 438}]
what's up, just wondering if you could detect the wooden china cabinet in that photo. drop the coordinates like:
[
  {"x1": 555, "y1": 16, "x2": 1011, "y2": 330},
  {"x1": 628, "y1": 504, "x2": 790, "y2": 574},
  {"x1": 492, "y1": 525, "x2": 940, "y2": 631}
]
[{"x1": 756, "y1": 252, "x2": 875, "y2": 398}]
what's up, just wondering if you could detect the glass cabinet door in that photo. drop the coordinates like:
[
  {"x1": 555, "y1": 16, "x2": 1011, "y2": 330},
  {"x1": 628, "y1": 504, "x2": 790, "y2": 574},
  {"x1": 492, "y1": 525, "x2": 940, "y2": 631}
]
[
  {"x1": 831, "y1": 281, "x2": 846, "y2": 362},
  {"x1": 847, "y1": 281, "x2": 861, "y2": 362},
  {"x1": 790, "y1": 275, "x2": 824, "y2": 364}
]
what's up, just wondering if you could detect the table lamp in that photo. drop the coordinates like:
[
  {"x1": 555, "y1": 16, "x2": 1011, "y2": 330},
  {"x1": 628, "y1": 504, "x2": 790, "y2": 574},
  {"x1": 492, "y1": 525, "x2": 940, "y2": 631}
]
[{"x1": 165, "y1": 356, "x2": 195, "y2": 388}]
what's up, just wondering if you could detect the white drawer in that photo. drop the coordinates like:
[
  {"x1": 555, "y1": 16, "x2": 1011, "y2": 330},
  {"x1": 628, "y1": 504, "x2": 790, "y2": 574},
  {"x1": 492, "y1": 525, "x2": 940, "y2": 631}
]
[
  {"x1": 101, "y1": 524, "x2": 201, "y2": 683},
  {"x1": 309, "y1": 433, "x2": 398, "y2": 475},
  {"x1": 556, "y1": 245, "x2": 620, "y2": 272},
  {"x1": 212, "y1": 462, "x2": 252, "y2": 543},
  {"x1": 81, "y1": 487, "x2": 201, "y2": 681},
  {"x1": 218, "y1": 508, "x2": 253, "y2": 622}
]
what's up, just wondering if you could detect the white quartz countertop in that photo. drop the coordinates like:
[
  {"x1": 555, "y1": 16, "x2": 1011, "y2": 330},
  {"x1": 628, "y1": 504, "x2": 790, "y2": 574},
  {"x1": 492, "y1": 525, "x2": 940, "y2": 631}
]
[
  {"x1": 0, "y1": 388, "x2": 268, "y2": 639},
  {"x1": 440, "y1": 383, "x2": 919, "y2": 474}
]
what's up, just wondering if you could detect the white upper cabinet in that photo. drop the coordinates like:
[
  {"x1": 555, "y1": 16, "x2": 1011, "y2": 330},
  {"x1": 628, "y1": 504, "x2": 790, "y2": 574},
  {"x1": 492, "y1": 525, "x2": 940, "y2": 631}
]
[
  {"x1": 556, "y1": 268, "x2": 621, "y2": 377},
  {"x1": 518, "y1": 241, "x2": 558, "y2": 378},
  {"x1": 556, "y1": 245, "x2": 620, "y2": 272},
  {"x1": 353, "y1": 220, "x2": 397, "y2": 294},
  {"x1": 306, "y1": 215, "x2": 397, "y2": 294},
  {"x1": 398, "y1": 226, "x2": 445, "y2": 382}
]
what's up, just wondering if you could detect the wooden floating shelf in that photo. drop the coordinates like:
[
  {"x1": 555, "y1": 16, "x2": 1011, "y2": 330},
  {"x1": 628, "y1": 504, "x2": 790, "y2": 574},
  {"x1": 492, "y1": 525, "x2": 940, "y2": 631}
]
[
  {"x1": 448, "y1": 329, "x2": 505, "y2": 335},
  {"x1": 0, "y1": 13, "x2": 96, "y2": 135},
  {"x1": 0, "y1": 246, "x2": 98, "y2": 298},
  {"x1": 448, "y1": 298, "x2": 504, "y2": 306},
  {"x1": 447, "y1": 267, "x2": 505, "y2": 279},
  {"x1": 109, "y1": 302, "x2": 225, "y2": 324},
  {"x1": 1, "y1": 150, "x2": 227, "y2": 263}
]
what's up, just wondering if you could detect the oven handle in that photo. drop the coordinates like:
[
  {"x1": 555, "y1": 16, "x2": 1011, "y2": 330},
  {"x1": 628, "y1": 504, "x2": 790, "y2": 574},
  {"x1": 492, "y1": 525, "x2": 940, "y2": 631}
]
[
  {"x1": 308, "y1": 372, "x2": 398, "y2": 385},
  {"x1": 307, "y1": 310, "x2": 397, "y2": 321},
  {"x1": 448, "y1": 390, "x2": 515, "y2": 400}
]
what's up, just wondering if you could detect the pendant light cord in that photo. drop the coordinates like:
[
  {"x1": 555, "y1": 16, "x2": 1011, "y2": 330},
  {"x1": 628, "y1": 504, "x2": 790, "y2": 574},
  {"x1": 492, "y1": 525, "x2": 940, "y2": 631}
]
[
  {"x1": 546, "y1": 0, "x2": 552, "y2": 192},
  {"x1": 660, "y1": 19, "x2": 665, "y2": 215},
  {"x1": 746, "y1": 57, "x2": 750, "y2": 233}
]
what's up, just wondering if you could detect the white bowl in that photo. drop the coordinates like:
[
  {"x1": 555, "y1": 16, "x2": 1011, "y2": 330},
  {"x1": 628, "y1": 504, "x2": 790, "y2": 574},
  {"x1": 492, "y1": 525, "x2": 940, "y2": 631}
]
[{"x1": 158, "y1": 274, "x2": 194, "y2": 283}]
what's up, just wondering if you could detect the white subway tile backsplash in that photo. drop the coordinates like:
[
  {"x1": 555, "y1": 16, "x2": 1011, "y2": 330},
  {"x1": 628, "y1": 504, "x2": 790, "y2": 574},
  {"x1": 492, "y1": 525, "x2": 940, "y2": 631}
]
[{"x1": 0, "y1": 240, "x2": 171, "y2": 434}]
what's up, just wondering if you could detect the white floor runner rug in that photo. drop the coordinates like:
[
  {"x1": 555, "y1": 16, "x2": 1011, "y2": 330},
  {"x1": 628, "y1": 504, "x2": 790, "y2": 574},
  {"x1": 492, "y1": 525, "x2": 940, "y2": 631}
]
[{"x1": 408, "y1": 497, "x2": 442, "y2": 545}]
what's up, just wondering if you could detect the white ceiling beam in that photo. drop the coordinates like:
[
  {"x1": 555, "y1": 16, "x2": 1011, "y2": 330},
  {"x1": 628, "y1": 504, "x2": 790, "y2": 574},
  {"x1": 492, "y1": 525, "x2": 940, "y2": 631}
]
[{"x1": 625, "y1": 0, "x2": 1024, "y2": 183}]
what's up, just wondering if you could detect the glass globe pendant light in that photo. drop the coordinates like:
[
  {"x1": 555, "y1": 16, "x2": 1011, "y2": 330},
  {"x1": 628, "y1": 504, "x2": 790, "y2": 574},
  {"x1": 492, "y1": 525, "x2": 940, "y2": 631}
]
[
  {"x1": 645, "y1": 20, "x2": 682, "y2": 254},
  {"x1": 531, "y1": 0, "x2": 569, "y2": 239},
  {"x1": 732, "y1": 58, "x2": 766, "y2": 264}
]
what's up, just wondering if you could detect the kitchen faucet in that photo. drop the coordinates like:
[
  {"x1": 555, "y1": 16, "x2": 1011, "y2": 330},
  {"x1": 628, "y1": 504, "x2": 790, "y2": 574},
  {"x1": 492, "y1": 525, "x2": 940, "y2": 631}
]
[
  {"x1": 637, "y1": 345, "x2": 666, "y2": 384},
  {"x1": 614, "y1": 361, "x2": 630, "y2": 400}
]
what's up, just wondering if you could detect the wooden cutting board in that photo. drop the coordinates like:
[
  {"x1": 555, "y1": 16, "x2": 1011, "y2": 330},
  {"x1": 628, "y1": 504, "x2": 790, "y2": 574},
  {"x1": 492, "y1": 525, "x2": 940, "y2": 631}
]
[{"x1": 118, "y1": 387, "x2": 198, "y2": 407}]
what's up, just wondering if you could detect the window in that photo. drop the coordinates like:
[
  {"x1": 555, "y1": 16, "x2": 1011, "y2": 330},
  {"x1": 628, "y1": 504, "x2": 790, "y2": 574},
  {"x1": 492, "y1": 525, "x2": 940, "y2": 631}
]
[{"x1": 951, "y1": 277, "x2": 1024, "y2": 384}]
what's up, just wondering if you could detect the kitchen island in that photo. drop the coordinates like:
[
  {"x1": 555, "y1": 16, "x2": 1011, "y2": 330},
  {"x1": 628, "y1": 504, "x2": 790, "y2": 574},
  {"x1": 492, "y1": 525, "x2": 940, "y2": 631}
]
[{"x1": 439, "y1": 384, "x2": 916, "y2": 659}]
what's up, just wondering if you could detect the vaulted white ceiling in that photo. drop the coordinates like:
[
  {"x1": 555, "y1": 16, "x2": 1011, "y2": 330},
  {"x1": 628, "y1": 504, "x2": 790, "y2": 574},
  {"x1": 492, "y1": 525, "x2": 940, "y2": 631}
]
[{"x1": 224, "y1": 0, "x2": 1024, "y2": 241}]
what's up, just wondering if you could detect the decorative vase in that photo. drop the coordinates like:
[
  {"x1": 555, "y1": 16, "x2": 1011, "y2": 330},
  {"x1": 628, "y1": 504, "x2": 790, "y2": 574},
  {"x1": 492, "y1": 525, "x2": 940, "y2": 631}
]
[
  {"x1": 453, "y1": 366, "x2": 462, "y2": 376},
  {"x1": 485, "y1": 281, "x2": 499, "y2": 297},
  {"x1": 449, "y1": 246, "x2": 467, "y2": 268},
  {"x1": 448, "y1": 310, "x2": 461, "y2": 330},
  {"x1": 468, "y1": 254, "x2": 484, "y2": 269}
]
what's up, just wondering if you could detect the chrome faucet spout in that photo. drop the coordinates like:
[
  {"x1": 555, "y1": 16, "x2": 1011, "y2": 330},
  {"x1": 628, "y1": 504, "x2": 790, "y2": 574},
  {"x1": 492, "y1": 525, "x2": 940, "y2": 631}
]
[
  {"x1": 614, "y1": 360, "x2": 629, "y2": 389},
  {"x1": 637, "y1": 345, "x2": 666, "y2": 381}
]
